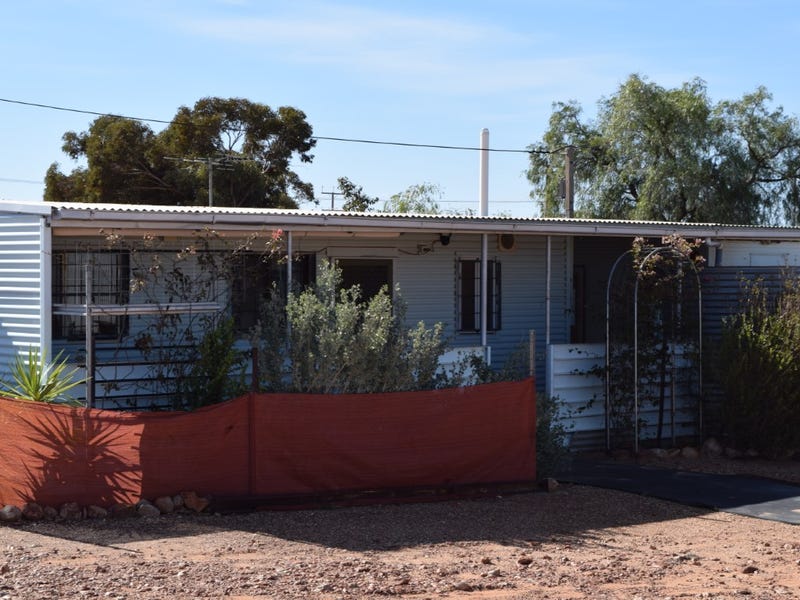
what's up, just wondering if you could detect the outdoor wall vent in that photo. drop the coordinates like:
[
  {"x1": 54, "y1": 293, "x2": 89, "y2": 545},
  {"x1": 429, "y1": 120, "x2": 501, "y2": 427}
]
[{"x1": 497, "y1": 233, "x2": 516, "y2": 252}]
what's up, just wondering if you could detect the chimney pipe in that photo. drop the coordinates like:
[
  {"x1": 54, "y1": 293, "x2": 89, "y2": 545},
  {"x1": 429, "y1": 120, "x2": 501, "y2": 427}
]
[{"x1": 479, "y1": 129, "x2": 489, "y2": 217}]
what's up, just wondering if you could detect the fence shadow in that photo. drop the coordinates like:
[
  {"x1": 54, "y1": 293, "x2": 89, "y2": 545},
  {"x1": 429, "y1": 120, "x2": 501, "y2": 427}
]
[{"x1": 17, "y1": 483, "x2": 716, "y2": 552}]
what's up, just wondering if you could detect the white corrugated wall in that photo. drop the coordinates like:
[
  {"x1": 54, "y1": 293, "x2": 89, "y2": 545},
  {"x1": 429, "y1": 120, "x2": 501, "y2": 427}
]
[{"x1": 0, "y1": 212, "x2": 49, "y2": 380}]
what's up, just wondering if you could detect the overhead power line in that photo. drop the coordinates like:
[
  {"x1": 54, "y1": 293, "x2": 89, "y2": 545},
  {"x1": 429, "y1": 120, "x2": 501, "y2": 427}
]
[{"x1": 0, "y1": 97, "x2": 559, "y2": 155}]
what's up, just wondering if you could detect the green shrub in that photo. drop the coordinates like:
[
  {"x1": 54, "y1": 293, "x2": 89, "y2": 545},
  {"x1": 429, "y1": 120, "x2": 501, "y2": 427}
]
[
  {"x1": 179, "y1": 316, "x2": 247, "y2": 410},
  {"x1": 536, "y1": 394, "x2": 572, "y2": 479},
  {"x1": 256, "y1": 260, "x2": 449, "y2": 394},
  {"x1": 716, "y1": 275, "x2": 800, "y2": 457}
]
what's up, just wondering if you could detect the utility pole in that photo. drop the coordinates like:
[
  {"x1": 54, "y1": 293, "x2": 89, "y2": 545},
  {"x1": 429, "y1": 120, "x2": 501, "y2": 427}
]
[
  {"x1": 320, "y1": 187, "x2": 344, "y2": 210},
  {"x1": 165, "y1": 155, "x2": 242, "y2": 206}
]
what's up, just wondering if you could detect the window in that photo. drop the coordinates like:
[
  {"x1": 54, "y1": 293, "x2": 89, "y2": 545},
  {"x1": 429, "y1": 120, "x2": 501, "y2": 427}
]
[
  {"x1": 337, "y1": 259, "x2": 393, "y2": 301},
  {"x1": 457, "y1": 259, "x2": 501, "y2": 332},
  {"x1": 52, "y1": 251, "x2": 130, "y2": 340},
  {"x1": 231, "y1": 253, "x2": 315, "y2": 332}
]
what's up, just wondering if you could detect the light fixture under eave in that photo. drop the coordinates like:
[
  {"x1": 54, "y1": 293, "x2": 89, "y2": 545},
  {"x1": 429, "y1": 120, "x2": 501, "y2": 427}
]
[{"x1": 439, "y1": 233, "x2": 452, "y2": 246}]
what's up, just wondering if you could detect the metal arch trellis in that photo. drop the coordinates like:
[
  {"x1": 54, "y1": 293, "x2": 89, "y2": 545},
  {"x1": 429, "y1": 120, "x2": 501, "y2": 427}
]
[{"x1": 605, "y1": 246, "x2": 703, "y2": 453}]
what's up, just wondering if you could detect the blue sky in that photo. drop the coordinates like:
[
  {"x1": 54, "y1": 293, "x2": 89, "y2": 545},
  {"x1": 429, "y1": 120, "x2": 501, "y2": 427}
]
[{"x1": 2, "y1": 0, "x2": 799, "y2": 216}]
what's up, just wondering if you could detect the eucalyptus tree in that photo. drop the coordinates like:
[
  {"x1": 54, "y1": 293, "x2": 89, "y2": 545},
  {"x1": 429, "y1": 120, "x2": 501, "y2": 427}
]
[{"x1": 45, "y1": 97, "x2": 316, "y2": 208}]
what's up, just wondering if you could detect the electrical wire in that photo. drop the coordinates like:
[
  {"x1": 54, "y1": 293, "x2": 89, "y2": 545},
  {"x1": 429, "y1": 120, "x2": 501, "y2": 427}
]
[{"x1": 0, "y1": 97, "x2": 561, "y2": 155}]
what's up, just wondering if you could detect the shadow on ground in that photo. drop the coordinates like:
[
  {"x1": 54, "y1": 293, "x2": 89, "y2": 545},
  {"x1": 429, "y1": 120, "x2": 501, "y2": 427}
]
[{"x1": 17, "y1": 482, "x2": 716, "y2": 552}]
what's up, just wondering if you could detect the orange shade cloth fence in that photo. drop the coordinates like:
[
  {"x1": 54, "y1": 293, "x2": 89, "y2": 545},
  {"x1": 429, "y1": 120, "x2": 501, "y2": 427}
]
[{"x1": 0, "y1": 378, "x2": 536, "y2": 508}]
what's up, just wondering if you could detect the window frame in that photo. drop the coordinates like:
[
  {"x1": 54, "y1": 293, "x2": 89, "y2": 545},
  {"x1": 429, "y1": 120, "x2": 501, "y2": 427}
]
[
  {"x1": 230, "y1": 252, "x2": 316, "y2": 333},
  {"x1": 457, "y1": 258, "x2": 502, "y2": 332}
]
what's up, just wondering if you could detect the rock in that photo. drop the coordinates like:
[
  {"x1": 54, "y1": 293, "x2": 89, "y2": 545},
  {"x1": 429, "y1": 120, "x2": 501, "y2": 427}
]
[
  {"x1": 315, "y1": 583, "x2": 334, "y2": 593},
  {"x1": 59, "y1": 502, "x2": 83, "y2": 520},
  {"x1": 0, "y1": 505, "x2": 22, "y2": 523},
  {"x1": 666, "y1": 447, "x2": 682, "y2": 458},
  {"x1": 172, "y1": 494, "x2": 185, "y2": 510},
  {"x1": 21, "y1": 502, "x2": 44, "y2": 521},
  {"x1": 454, "y1": 581, "x2": 474, "y2": 592},
  {"x1": 136, "y1": 500, "x2": 161, "y2": 518},
  {"x1": 724, "y1": 446, "x2": 743, "y2": 459},
  {"x1": 701, "y1": 437, "x2": 723, "y2": 458},
  {"x1": 481, "y1": 557, "x2": 493, "y2": 565},
  {"x1": 42, "y1": 506, "x2": 58, "y2": 521},
  {"x1": 645, "y1": 447, "x2": 669, "y2": 459},
  {"x1": 742, "y1": 565, "x2": 758, "y2": 574},
  {"x1": 680, "y1": 446, "x2": 700, "y2": 459},
  {"x1": 541, "y1": 478, "x2": 559, "y2": 492},
  {"x1": 488, "y1": 568, "x2": 502, "y2": 578},
  {"x1": 154, "y1": 496, "x2": 175, "y2": 514},
  {"x1": 517, "y1": 557, "x2": 533, "y2": 566},
  {"x1": 109, "y1": 503, "x2": 137, "y2": 519},
  {"x1": 87, "y1": 505, "x2": 108, "y2": 519},
  {"x1": 181, "y1": 491, "x2": 210, "y2": 513}
]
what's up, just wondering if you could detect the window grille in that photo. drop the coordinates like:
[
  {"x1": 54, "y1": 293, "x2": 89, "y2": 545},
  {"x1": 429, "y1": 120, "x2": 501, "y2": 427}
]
[{"x1": 52, "y1": 251, "x2": 130, "y2": 340}]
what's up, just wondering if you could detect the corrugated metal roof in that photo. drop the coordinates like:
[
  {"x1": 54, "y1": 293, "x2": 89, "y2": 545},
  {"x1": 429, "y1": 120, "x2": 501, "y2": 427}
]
[{"x1": 3, "y1": 200, "x2": 800, "y2": 238}]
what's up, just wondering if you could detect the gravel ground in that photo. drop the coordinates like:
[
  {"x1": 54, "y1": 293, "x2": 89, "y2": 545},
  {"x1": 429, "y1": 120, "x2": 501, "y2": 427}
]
[{"x1": 2, "y1": 455, "x2": 800, "y2": 599}]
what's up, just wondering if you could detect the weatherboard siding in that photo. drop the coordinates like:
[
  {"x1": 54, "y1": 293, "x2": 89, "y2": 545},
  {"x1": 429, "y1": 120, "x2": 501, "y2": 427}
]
[{"x1": 386, "y1": 233, "x2": 569, "y2": 384}]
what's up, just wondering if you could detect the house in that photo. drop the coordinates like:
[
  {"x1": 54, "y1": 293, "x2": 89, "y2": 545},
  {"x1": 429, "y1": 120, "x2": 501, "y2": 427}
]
[{"x1": 1, "y1": 200, "x2": 800, "y2": 447}]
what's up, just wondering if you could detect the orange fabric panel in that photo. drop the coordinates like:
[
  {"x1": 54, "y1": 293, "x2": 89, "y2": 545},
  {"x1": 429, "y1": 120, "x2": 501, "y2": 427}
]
[
  {"x1": 0, "y1": 397, "x2": 250, "y2": 507},
  {"x1": 0, "y1": 379, "x2": 536, "y2": 507},
  {"x1": 136, "y1": 399, "x2": 250, "y2": 499},
  {"x1": 0, "y1": 399, "x2": 145, "y2": 506},
  {"x1": 251, "y1": 378, "x2": 536, "y2": 495}
]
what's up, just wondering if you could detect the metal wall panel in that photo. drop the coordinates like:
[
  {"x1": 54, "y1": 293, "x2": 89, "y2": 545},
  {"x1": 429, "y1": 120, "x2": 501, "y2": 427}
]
[{"x1": 0, "y1": 213, "x2": 47, "y2": 380}]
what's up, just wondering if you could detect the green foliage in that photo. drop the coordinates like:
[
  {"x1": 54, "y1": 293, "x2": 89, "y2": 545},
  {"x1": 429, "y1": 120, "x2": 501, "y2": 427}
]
[
  {"x1": 337, "y1": 176, "x2": 380, "y2": 211},
  {"x1": 0, "y1": 347, "x2": 84, "y2": 405},
  {"x1": 716, "y1": 275, "x2": 800, "y2": 457},
  {"x1": 45, "y1": 97, "x2": 316, "y2": 208},
  {"x1": 256, "y1": 260, "x2": 449, "y2": 394},
  {"x1": 528, "y1": 75, "x2": 800, "y2": 224},
  {"x1": 535, "y1": 395, "x2": 572, "y2": 479},
  {"x1": 179, "y1": 317, "x2": 247, "y2": 410},
  {"x1": 383, "y1": 182, "x2": 442, "y2": 214}
]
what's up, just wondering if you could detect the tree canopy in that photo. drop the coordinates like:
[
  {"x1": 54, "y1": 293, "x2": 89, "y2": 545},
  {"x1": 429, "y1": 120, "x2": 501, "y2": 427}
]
[
  {"x1": 45, "y1": 97, "x2": 316, "y2": 208},
  {"x1": 383, "y1": 182, "x2": 442, "y2": 214},
  {"x1": 527, "y1": 75, "x2": 800, "y2": 225},
  {"x1": 337, "y1": 176, "x2": 380, "y2": 211}
]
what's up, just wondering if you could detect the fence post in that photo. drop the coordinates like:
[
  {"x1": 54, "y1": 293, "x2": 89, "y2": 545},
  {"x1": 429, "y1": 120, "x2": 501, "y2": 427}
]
[{"x1": 528, "y1": 330, "x2": 536, "y2": 378}]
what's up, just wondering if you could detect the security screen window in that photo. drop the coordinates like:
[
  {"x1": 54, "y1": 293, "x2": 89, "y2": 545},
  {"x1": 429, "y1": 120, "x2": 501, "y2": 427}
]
[
  {"x1": 231, "y1": 253, "x2": 316, "y2": 332},
  {"x1": 458, "y1": 259, "x2": 501, "y2": 332},
  {"x1": 52, "y1": 251, "x2": 131, "y2": 340}
]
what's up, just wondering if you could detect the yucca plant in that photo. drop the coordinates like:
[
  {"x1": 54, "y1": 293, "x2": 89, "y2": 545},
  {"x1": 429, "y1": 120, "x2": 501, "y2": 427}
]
[{"x1": 0, "y1": 347, "x2": 85, "y2": 405}]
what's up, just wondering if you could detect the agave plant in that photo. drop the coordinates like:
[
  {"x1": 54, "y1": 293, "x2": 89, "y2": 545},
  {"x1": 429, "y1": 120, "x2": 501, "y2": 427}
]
[{"x1": 0, "y1": 347, "x2": 85, "y2": 405}]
